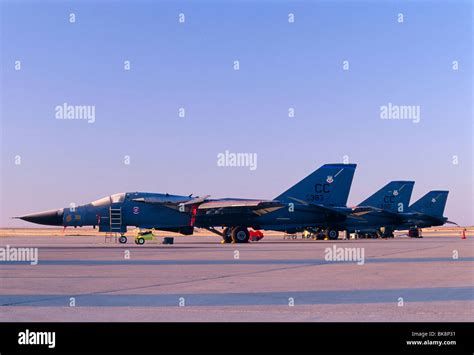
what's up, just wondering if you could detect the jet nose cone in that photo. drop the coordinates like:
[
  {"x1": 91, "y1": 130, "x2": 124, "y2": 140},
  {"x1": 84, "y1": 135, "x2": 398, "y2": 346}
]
[{"x1": 17, "y1": 209, "x2": 64, "y2": 226}]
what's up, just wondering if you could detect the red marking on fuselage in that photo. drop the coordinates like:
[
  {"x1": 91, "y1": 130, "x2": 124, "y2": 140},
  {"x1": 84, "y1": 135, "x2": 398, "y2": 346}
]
[{"x1": 190, "y1": 206, "x2": 198, "y2": 226}]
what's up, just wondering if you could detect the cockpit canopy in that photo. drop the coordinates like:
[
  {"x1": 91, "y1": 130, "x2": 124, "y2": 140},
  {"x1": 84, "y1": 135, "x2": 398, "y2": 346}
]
[{"x1": 91, "y1": 193, "x2": 126, "y2": 206}]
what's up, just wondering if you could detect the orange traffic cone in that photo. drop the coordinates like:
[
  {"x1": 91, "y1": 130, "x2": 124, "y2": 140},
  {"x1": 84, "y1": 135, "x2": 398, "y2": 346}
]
[{"x1": 461, "y1": 228, "x2": 466, "y2": 240}]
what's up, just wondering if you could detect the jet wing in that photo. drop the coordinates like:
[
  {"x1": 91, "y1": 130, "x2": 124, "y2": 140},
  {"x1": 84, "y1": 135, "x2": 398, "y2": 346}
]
[
  {"x1": 132, "y1": 196, "x2": 282, "y2": 216},
  {"x1": 350, "y1": 206, "x2": 378, "y2": 216},
  {"x1": 351, "y1": 206, "x2": 399, "y2": 216},
  {"x1": 132, "y1": 195, "x2": 210, "y2": 206},
  {"x1": 287, "y1": 197, "x2": 352, "y2": 219},
  {"x1": 197, "y1": 199, "x2": 285, "y2": 216}
]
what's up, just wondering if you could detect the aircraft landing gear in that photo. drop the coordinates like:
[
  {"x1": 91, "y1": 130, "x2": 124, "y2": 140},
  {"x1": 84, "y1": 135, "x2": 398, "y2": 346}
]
[
  {"x1": 205, "y1": 226, "x2": 235, "y2": 244},
  {"x1": 325, "y1": 229, "x2": 339, "y2": 240},
  {"x1": 135, "y1": 237, "x2": 145, "y2": 245},
  {"x1": 231, "y1": 226, "x2": 250, "y2": 243},
  {"x1": 408, "y1": 227, "x2": 421, "y2": 238},
  {"x1": 206, "y1": 226, "x2": 250, "y2": 244},
  {"x1": 314, "y1": 228, "x2": 325, "y2": 240},
  {"x1": 378, "y1": 227, "x2": 394, "y2": 239},
  {"x1": 119, "y1": 235, "x2": 127, "y2": 244},
  {"x1": 222, "y1": 227, "x2": 233, "y2": 244}
]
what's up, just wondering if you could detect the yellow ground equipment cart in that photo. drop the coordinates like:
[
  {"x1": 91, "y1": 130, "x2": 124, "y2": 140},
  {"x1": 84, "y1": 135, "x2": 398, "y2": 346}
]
[{"x1": 135, "y1": 230, "x2": 154, "y2": 245}]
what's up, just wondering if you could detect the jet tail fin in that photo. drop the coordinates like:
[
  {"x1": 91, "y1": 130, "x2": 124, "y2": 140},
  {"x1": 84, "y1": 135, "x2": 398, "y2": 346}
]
[
  {"x1": 358, "y1": 181, "x2": 414, "y2": 213},
  {"x1": 409, "y1": 191, "x2": 449, "y2": 217},
  {"x1": 274, "y1": 163, "x2": 356, "y2": 207}
]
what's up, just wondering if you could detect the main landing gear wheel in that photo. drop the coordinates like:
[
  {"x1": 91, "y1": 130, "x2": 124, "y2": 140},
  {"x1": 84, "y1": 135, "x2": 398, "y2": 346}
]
[
  {"x1": 408, "y1": 227, "x2": 420, "y2": 238},
  {"x1": 231, "y1": 227, "x2": 250, "y2": 243},
  {"x1": 119, "y1": 235, "x2": 127, "y2": 244},
  {"x1": 222, "y1": 227, "x2": 233, "y2": 243},
  {"x1": 136, "y1": 237, "x2": 145, "y2": 245},
  {"x1": 326, "y1": 229, "x2": 339, "y2": 240},
  {"x1": 314, "y1": 229, "x2": 325, "y2": 240},
  {"x1": 378, "y1": 232, "x2": 394, "y2": 238},
  {"x1": 379, "y1": 227, "x2": 394, "y2": 239}
]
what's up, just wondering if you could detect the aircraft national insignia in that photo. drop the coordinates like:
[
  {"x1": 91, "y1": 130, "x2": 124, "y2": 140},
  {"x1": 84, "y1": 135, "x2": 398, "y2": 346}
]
[
  {"x1": 432, "y1": 198, "x2": 436, "y2": 203},
  {"x1": 133, "y1": 206, "x2": 140, "y2": 215},
  {"x1": 326, "y1": 176, "x2": 334, "y2": 184},
  {"x1": 393, "y1": 190, "x2": 399, "y2": 196}
]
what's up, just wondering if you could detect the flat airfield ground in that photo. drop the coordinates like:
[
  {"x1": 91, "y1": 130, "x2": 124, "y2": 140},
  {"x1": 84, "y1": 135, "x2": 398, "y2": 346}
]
[{"x1": 0, "y1": 229, "x2": 473, "y2": 322}]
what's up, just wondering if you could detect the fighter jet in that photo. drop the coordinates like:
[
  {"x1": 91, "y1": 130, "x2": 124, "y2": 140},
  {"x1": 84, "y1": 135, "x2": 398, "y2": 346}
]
[
  {"x1": 197, "y1": 163, "x2": 358, "y2": 242},
  {"x1": 396, "y1": 191, "x2": 456, "y2": 237},
  {"x1": 343, "y1": 188, "x2": 454, "y2": 239},
  {"x1": 16, "y1": 163, "x2": 358, "y2": 243},
  {"x1": 339, "y1": 181, "x2": 415, "y2": 238}
]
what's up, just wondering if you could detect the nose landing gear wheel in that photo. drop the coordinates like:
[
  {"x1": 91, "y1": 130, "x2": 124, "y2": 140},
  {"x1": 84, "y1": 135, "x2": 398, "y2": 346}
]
[
  {"x1": 119, "y1": 236, "x2": 127, "y2": 244},
  {"x1": 136, "y1": 237, "x2": 145, "y2": 245}
]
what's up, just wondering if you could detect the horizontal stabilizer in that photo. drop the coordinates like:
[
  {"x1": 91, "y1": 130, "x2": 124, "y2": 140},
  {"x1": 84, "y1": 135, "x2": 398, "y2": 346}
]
[{"x1": 287, "y1": 196, "x2": 348, "y2": 218}]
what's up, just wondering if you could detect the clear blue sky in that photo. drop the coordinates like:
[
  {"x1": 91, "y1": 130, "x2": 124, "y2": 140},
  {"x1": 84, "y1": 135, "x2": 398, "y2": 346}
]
[{"x1": 1, "y1": 0, "x2": 472, "y2": 227}]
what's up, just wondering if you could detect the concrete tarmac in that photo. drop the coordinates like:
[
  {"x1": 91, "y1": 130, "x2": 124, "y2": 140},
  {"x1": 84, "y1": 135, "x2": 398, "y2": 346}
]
[{"x1": 0, "y1": 232, "x2": 473, "y2": 322}]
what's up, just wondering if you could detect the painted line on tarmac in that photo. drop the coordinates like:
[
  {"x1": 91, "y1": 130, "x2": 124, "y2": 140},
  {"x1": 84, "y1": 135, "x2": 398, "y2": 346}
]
[
  {"x1": 1, "y1": 257, "x2": 473, "y2": 266},
  {"x1": 1, "y1": 287, "x2": 473, "y2": 307}
]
